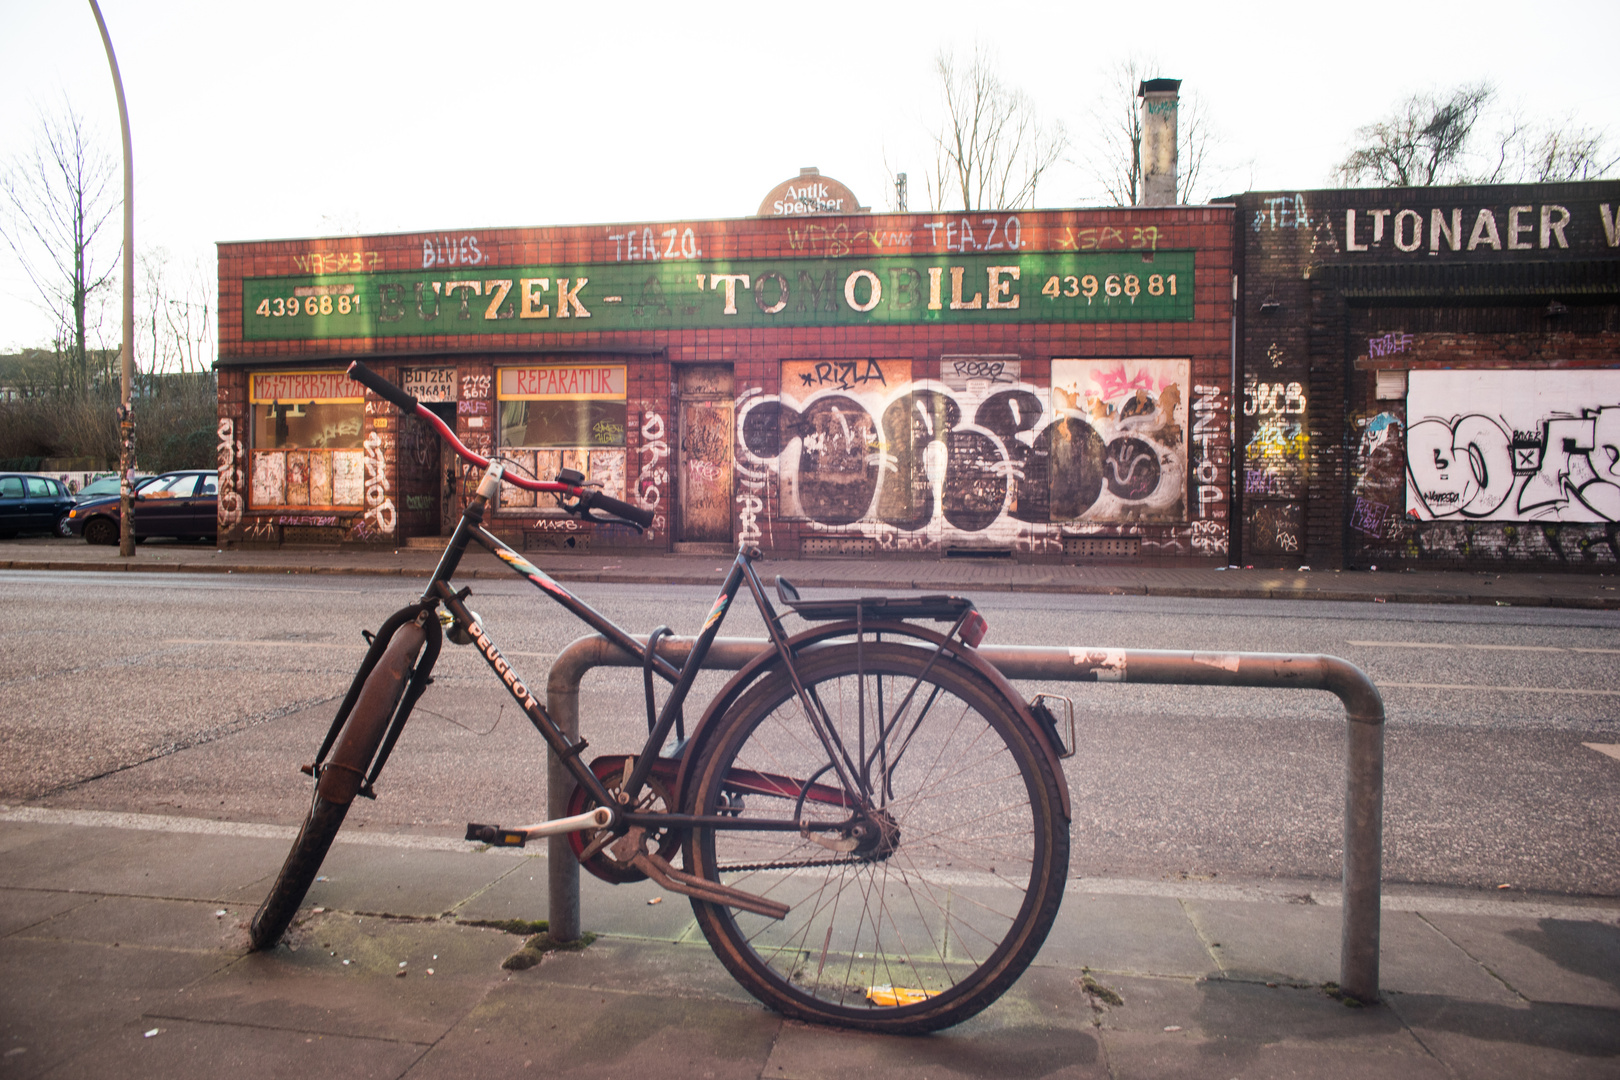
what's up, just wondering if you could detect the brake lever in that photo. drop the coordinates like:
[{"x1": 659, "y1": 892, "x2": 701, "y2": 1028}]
[{"x1": 553, "y1": 491, "x2": 645, "y2": 534}]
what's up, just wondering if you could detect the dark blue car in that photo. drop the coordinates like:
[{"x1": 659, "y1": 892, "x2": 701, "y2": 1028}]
[
  {"x1": 0, "y1": 473, "x2": 77, "y2": 538},
  {"x1": 67, "y1": 470, "x2": 218, "y2": 545}
]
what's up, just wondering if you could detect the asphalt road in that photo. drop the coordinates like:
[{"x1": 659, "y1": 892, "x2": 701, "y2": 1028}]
[{"x1": 2, "y1": 571, "x2": 1617, "y2": 899}]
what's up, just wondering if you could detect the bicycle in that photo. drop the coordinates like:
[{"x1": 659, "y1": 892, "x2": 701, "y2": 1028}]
[{"x1": 248, "y1": 360, "x2": 1073, "y2": 1034}]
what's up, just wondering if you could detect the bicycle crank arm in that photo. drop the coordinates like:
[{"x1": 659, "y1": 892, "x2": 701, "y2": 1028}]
[
  {"x1": 610, "y1": 828, "x2": 790, "y2": 920},
  {"x1": 466, "y1": 806, "x2": 613, "y2": 848}
]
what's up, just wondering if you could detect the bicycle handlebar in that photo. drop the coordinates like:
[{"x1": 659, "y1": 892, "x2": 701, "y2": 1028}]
[
  {"x1": 346, "y1": 360, "x2": 654, "y2": 530},
  {"x1": 349, "y1": 360, "x2": 420, "y2": 415}
]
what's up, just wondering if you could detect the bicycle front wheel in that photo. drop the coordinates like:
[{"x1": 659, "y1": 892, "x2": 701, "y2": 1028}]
[
  {"x1": 684, "y1": 641, "x2": 1069, "y2": 1033},
  {"x1": 249, "y1": 620, "x2": 425, "y2": 950}
]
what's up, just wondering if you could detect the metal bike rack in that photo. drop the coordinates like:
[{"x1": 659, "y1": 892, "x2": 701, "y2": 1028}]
[{"x1": 546, "y1": 635, "x2": 1386, "y2": 1003}]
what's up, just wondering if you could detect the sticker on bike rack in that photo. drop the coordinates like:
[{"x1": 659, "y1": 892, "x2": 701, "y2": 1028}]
[
  {"x1": 1067, "y1": 648, "x2": 1126, "y2": 681},
  {"x1": 1192, "y1": 652, "x2": 1241, "y2": 673},
  {"x1": 702, "y1": 593, "x2": 730, "y2": 631},
  {"x1": 494, "y1": 548, "x2": 566, "y2": 594}
]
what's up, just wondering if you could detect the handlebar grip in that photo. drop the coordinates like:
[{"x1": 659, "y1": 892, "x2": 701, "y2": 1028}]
[
  {"x1": 347, "y1": 361, "x2": 419, "y2": 414},
  {"x1": 584, "y1": 490, "x2": 655, "y2": 529}
]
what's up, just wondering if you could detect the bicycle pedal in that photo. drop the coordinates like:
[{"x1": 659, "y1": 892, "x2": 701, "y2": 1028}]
[{"x1": 465, "y1": 823, "x2": 527, "y2": 847}]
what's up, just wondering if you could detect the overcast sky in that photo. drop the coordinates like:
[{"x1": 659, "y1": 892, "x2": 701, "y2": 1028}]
[{"x1": 3, "y1": 0, "x2": 1617, "y2": 352}]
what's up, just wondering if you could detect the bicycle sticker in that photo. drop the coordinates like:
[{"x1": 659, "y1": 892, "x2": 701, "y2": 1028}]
[
  {"x1": 702, "y1": 594, "x2": 729, "y2": 631},
  {"x1": 495, "y1": 547, "x2": 565, "y2": 594}
]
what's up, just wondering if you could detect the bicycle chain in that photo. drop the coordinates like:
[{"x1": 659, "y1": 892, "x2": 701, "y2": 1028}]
[{"x1": 718, "y1": 856, "x2": 869, "y2": 872}]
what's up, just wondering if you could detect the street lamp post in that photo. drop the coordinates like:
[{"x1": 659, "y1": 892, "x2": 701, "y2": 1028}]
[{"x1": 89, "y1": 0, "x2": 135, "y2": 557}]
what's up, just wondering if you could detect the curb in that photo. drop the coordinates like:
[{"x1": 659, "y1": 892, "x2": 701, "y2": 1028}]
[{"x1": 4, "y1": 556, "x2": 1618, "y2": 609}]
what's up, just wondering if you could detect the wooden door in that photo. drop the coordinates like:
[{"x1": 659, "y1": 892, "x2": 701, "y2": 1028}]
[{"x1": 676, "y1": 365, "x2": 734, "y2": 546}]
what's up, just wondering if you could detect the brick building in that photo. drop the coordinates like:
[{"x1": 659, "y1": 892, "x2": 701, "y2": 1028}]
[
  {"x1": 1233, "y1": 181, "x2": 1620, "y2": 571},
  {"x1": 215, "y1": 203, "x2": 1236, "y2": 562}
]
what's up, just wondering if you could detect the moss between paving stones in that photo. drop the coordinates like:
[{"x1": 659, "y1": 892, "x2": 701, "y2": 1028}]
[{"x1": 501, "y1": 930, "x2": 598, "y2": 970}]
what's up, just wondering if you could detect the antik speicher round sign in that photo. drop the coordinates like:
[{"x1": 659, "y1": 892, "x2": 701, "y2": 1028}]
[{"x1": 757, "y1": 167, "x2": 867, "y2": 216}]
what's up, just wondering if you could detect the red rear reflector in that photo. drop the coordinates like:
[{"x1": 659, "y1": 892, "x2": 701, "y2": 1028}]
[{"x1": 959, "y1": 611, "x2": 987, "y2": 648}]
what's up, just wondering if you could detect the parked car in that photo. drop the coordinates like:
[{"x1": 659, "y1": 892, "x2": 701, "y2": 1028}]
[
  {"x1": 0, "y1": 473, "x2": 77, "y2": 538},
  {"x1": 68, "y1": 469, "x2": 219, "y2": 544},
  {"x1": 72, "y1": 473, "x2": 150, "y2": 501}
]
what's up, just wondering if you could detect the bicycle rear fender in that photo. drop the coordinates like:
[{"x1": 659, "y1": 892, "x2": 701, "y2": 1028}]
[{"x1": 673, "y1": 620, "x2": 1072, "y2": 821}]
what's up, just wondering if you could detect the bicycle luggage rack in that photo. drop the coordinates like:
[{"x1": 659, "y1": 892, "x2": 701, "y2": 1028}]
[{"x1": 545, "y1": 634, "x2": 1386, "y2": 1005}]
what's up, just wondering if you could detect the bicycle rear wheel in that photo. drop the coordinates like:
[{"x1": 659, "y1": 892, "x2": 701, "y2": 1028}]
[
  {"x1": 683, "y1": 640, "x2": 1068, "y2": 1033},
  {"x1": 249, "y1": 620, "x2": 426, "y2": 950}
]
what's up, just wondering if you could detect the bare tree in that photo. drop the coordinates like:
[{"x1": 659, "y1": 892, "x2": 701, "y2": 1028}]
[
  {"x1": 1087, "y1": 56, "x2": 1227, "y2": 206},
  {"x1": 1334, "y1": 83, "x2": 1495, "y2": 187},
  {"x1": 136, "y1": 248, "x2": 215, "y2": 377},
  {"x1": 1335, "y1": 83, "x2": 1617, "y2": 186},
  {"x1": 0, "y1": 102, "x2": 121, "y2": 395},
  {"x1": 1488, "y1": 115, "x2": 1618, "y2": 183},
  {"x1": 927, "y1": 47, "x2": 1067, "y2": 211}
]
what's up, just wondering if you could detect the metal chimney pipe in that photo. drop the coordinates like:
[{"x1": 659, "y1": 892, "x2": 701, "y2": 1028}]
[{"x1": 1138, "y1": 77, "x2": 1181, "y2": 206}]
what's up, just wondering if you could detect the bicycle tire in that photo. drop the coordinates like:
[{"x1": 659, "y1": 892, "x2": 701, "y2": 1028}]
[
  {"x1": 683, "y1": 640, "x2": 1069, "y2": 1033},
  {"x1": 249, "y1": 621, "x2": 426, "y2": 950}
]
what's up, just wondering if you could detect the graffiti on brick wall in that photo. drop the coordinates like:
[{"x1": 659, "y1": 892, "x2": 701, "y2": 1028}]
[
  {"x1": 1407, "y1": 371, "x2": 1620, "y2": 523},
  {"x1": 359, "y1": 429, "x2": 396, "y2": 539},
  {"x1": 1191, "y1": 384, "x2": 1228, "y2": 521},
  {"x1": 635, "y1": 403, "x2": 669, "y2": 541},
  {"x1": 1368, "y1": 333, "x2": 1413, "y2": 358},
  {"x1": 1350, "y1": 411, "x2": 1408, "y2": 550},
  {"x1": 734, "y1": 388, "x2": 773, "y2": 547},
  {"x1": 217, "y1": 417, "x2": 243, "y2": 535},
  {"x1": 1248, "y1": 192, "x2": 1342, "y2": 254},
  {"x1": 1050, "y1": 359, "x2": 1188, "y2": 521},
  {"x1": 1243, "y1": 378, "x2": 1308, "y2": 498},
  {"x1": 1190, "y1": 519, "x2": 1229, "y2": 557},
  {"x1": 1249, "y1": 502, "x2": 1303, "y2": 554},
  {"x1": 1408, "y1": 521, "x2": 1618, "y2": 565},
  {"x1": 737, "y1": 360, "x2": 1192, "y2": 550}
]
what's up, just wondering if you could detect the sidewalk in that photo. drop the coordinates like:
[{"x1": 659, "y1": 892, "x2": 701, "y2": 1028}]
[
  {"x1": 0, "y1": 810, "x2": 1616, "y2": 1079},
  {"x1": 3, "y1": 536, "x2": 1619, "y2": 610}
]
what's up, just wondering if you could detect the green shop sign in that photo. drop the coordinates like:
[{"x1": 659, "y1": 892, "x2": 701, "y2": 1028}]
[{"x1": 242, "y1": 251, "x2": 1195, "y2": 341}]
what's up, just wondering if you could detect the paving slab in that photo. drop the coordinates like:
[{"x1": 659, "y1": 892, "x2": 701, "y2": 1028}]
[
  {"x1": 254, "y1": 844, "x2": 527, "y2": 920},
  {"x1": 1183, "y1": 899, "x2": 1524, "y2": 1003},
  {"x1": 1039, "y1": 892, "x2": 1214, "y2": 976},
  {"x1": 1422, "y1": 912, "x2": 1620, "y2": 1008},
  {"x1": 42, "y1": 1016, "x2": 428, "y2": 1080},
  {"x1": 0, "y1": 826, "x2": 283, "y2": 900},
  {"x1": 760, "y1": 966, "x2": 1105, "y2": 1079},
  {"x1": 166, "y1": 911, "x2": 513, "y2": 1044},
  {"x1": 25, "y1": 894, "x2": 246, "y2": 952},
  {"x1": 451, "y1": 861, "x2": 707, "y2": 943},
  {"x1": 0, "y1": 936, "x2": 229, "y2": 1080},
  {"x1": 0, "y1": 886, "x2": 96, "y2": 936},
  {"x1": 1385, "y1": 993, "x2": 1620, "y2": 1079},
  {"x1": 406, "y1": 957, "x2": 783, "y2": 1080},
  {"x1": 510, "y1": 935, "x2": 763, "y2": 1005},
  {"x1": 1092, "y1": 973, "x2": 1448, "y2": 1079}
]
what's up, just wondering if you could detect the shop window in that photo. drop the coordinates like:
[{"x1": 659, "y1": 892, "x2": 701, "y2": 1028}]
[
  {"x1": 247, "y1": 370, "x2": 367, "y2": 509},
  {"x1": 496, "y1": 364, "x2": 628, "y2": 511}
]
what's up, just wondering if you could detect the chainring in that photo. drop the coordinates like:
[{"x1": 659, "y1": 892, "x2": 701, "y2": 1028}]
[{"x1": 566, "y1": 755, "x2": 680, "y2": 884}]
